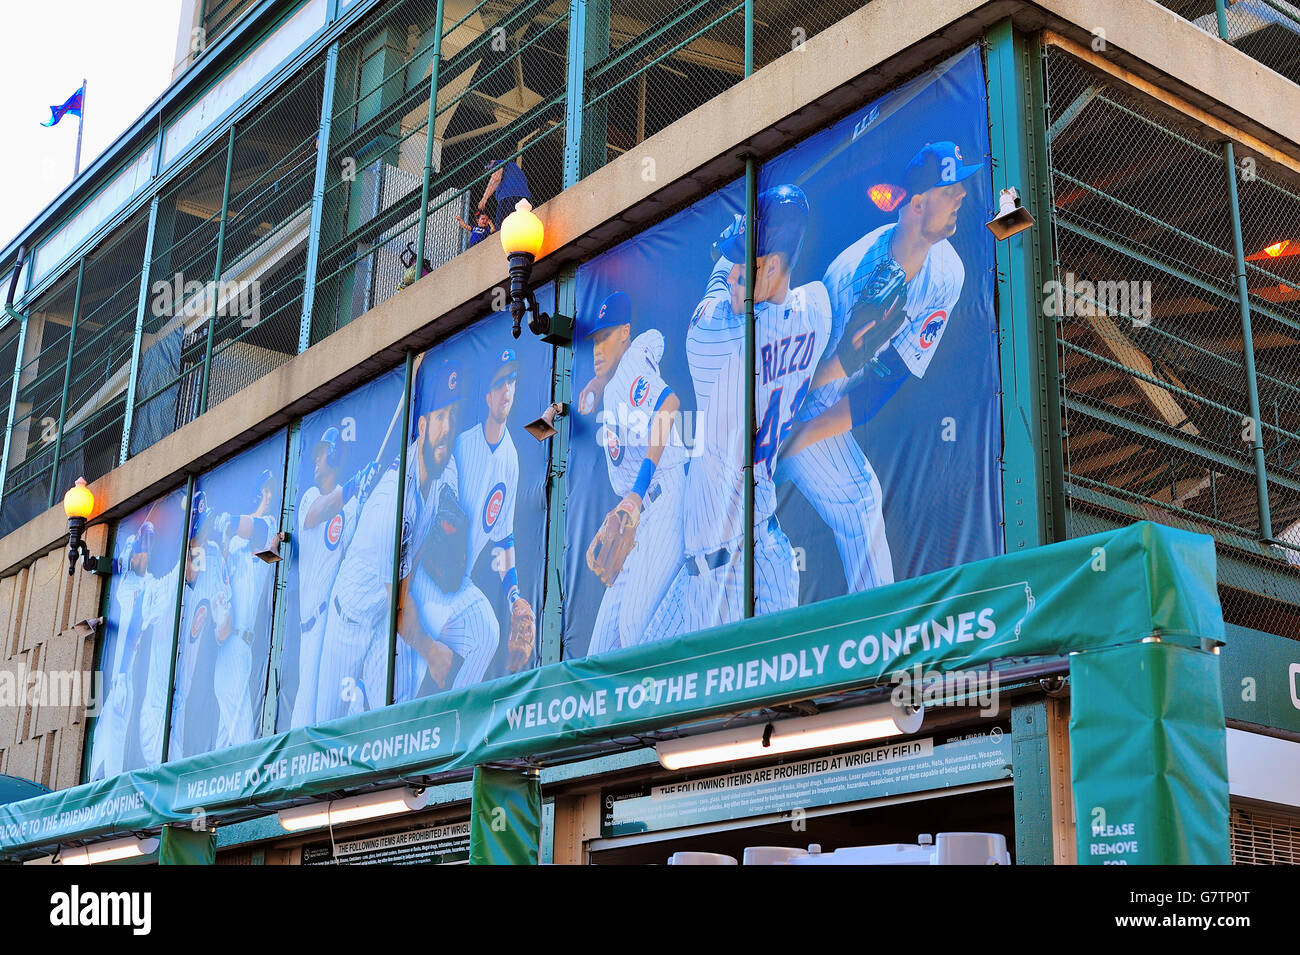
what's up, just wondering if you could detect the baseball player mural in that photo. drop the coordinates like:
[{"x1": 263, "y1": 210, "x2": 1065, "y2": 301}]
[
  {"x1": 87, "y1": 491, "x2": 184, "y2": 780},
  {"x1": 170, "y1": 433, "x2": 287, "y2": 757},
  {"x1": 395, "y1": 312, "x2": 549, "y2": 701},
  {"x1": 281, "y1": 371, "x2": 394, "y2": 729},
  {"x1": 564, "y1": 45, "x2": 1000, "y2": 655},
  {"x1": 577, "y1": 290, "x2": 688, "y2": 654}
]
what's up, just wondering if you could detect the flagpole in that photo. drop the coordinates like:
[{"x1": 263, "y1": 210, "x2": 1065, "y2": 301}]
[{"x1": 73, "y1": 79, "x2": 85, "y2": 178}]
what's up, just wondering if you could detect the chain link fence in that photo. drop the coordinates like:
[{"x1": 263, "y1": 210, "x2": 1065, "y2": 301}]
[
  {"x1": 1044, "y1": 43, "x2": 1300, "y2": 639},
  {"x1": 1162, "y1": 0, "x2": 1300, "y2": 86}
]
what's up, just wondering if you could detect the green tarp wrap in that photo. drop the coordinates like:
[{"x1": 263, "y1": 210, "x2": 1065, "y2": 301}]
[
  {"x1": 0, "y1": 521, "x2": 1222, "y2": 857},
  {"x1": 469, "y1": 767, "x2": 541, "y2": 865},
  {"x1": 159, "y1": 826, "x2": 216, "y2": 865},
  {"x1": 1070, "y1": 642, "x2": 1230, "y2": 865},
  {"x1": 1220, "y1": 623, "x2": 1300, "y2": 734}
]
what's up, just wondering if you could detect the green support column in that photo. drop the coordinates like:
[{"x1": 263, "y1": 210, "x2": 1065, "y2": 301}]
[
  {"x1": 469, "y1": 765, "x2": 542, "y2": 865},
  {"x1": 0, "y1": 313, "x2": 29, "y2": 511},
  {"x1": 743, "y1": 158, "x2": 756, "y2": 617},
  {"x1": 1010, "y1": 699, "x2": 1054, "y2": 865},
  {"x1": 386, "y1": 351, "x2": 415, "y2": 704},
  {"x1": 541, "y1": 269, "x2": 575, "y2": 665},
  {"x1": 564, "y1": 0, "x2": 609, "y2": 187},
  {"x1": 261, "y1": 424, "x2": 301, "y2": 737},
  {"x1": 986, "y1": 20, "x2": 1062, "y2": 554},
  {"x1": 1223, "y1": 141, "x2": 1274, "y2": 542},
  {"x1": 414, "y1": 0, "x2": 446, "y2": 276},
  {"x1": 46, "y1": 259, "x2": 84, "y2": 507},
  {"x1": 119, "y1": 195, "x2": 160, "y2": 465},
  {"x1": 198, "y1": 125, "x2": 236, "y2": 414},
  {"x1": 159, "y1": 825, "x2": 216, "y2": 865},
  {"x1": 299, "y1": 44, "x2": 341, "y2": 353}
]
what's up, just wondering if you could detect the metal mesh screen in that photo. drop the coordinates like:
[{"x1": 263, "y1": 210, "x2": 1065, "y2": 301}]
[
  {"x1": 1045, "y1": 44, "x2": 1300, "y2": 639},
  {"x1": 0, "y1": 274, "x2": 77, "y2": 535},
  {"x1": 201, "y1": 0, "x2": 260, "y2": 52},
  {"x1": 1231, "y1": 803, "x2": 1300, "y2": 864},
  {"x1": 1165, "y1": 0, "x2": 1300, "y2": 86},
  {"x1": 130, "y1": 143, "x2": 229, "y2": 457},
  {"x1": 54, "y1": 210, "x2": 150, "y2": 495},
  {"x1": 753, "y1": 0, "x2": 876, "y2": 71},
  {"x1": 577, "y1": 0, "x2": 744, "y2": 175}
]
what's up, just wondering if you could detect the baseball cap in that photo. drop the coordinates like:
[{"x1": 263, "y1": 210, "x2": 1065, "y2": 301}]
[
  {"x1": 902, "y1": 142, "x2": 983, "y2": 197},
  {"x1": 489, "y1": 347, "x2": 519, "y2": 389},
  {"x1": 425, "y1": 358, "x2": 463, "y2": 412},
  {"x1": 586, "y1": 291, "x2": 632, "y2": 338}
]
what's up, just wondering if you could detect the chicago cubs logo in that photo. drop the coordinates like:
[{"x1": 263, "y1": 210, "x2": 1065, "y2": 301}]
[
  {"x1": 325, "y1": 513, "x2": 344, "y2": 551},
  {"x1": 499, "y1": 348, "x2": 512, "y2": 363},
  {"x1": 919, "y1": 310, "x2": 947, "y2": 349},
  {"x1": 598, "y1": 302, "x2": 608, "y2": 323},
  {"x1": 482, "y1": 483, "x2": 506, "y2": 533},
  {"x1": 954, "y1": 145, "x2": 963, "y2": 162},
  {"x1": 447, "y1": 370, "x2": 458, "y2": 391},
  {"x1": 629, "y1": 376, "x2": 650, "y2": 407},
  {"x1": 191, "y1": 602, "x2": 208, "y2": 641},
  {"x1": 606, "y1": 427, "x2": 623, "y2": 465}
]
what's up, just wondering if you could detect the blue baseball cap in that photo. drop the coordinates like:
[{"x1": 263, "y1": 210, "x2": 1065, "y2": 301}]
[
  {"x1": 416, "y1": 357, "x2": 463, "y2": 412},
  {"x1": 488, "y1": 347, "x2": 519, "y2": 389},
  {"x1": 586, "y1": 291, "x2": 632, "y2": 337},
  {"x1": 901, "y1": 142, "x2": 983, "y2": 197}
]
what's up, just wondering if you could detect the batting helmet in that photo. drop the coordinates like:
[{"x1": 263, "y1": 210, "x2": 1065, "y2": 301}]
[
  {"x1": 254, "y1": 468, "x2": 276, "y2": 509},
  {"x1": 314, "y1": 426, "x2": 343, "y2": 470},
  {"x1": 716, "y1": 183, "x2": 809, "y2": 268}
]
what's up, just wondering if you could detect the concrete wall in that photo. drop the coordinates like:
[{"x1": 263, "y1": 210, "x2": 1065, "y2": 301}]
[{"x1": 0, "y1": 525, "x2": 105, "y2": 791}]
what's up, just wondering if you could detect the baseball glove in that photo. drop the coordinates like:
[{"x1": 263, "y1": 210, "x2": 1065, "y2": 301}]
[
  {"x1": 585, "y1": 498, "x2": 640, "y2": 586},
  {"x1": 837, "y1": 257, "x2": 908, "y2": 375},
  {"x1": 420, "y1": 484, "x2": 469, "y2": 594},
  {"x1": 507, "y1": 597, "x2": 536, "y2": 671}
]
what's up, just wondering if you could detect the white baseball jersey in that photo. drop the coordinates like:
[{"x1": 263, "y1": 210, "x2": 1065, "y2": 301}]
[
  {"x1": 597, "y1": 329, "x2": 687, "y2": 495},
  {"x1": 171, "y1": 540, "x2": 228, "y2": 757},
  {"x1": 297, "y1": 485, "x2": 360, "y2": 624},
  {"x1": 400, "y1": 440, "x2": 459, "y2": 581},
  {"x1": 329, "y1": 462, "x2": 401, "y2": 625},
  {"x1": 226, "y1": 514, "x2": 276, "y2": 634},
  {"x1": 823, "y1": 223, "x2": 964, "y2": 379},
  {"x1": 453, "y1": 423, "x2": 518, "y2": 573},
  {"x1": 683, "y1": 257, "x2": 831, "y2": 555}
]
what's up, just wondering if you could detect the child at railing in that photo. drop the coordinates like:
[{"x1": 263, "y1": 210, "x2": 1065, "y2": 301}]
[{"x1": 456, "y1": 211, "x2": 496, "y2": 248}]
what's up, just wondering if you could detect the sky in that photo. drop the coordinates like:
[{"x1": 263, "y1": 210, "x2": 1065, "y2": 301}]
[{"x1": 0, "y1": 0, "x2": 180, "y2": 246}]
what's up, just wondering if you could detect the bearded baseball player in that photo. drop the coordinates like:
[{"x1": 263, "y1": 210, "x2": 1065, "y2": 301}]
[
  {"x1": 645, "y1": 184, "x2": 831, "y2": 641},
  {"x1": 778, "y1": 142, "x2": 978, "y2": 593},
  {"x1": 577, "y1": 291, "x2": 687, "y2": 655},
  {"x1": 289, "y1": 425, "x2": 377, "y2": 728}
]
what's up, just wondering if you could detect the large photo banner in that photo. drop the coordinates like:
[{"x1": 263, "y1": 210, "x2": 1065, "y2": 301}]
[
  {"x1": 168, "y1": 432, "x2": 287, "y2": 760},
  {"x1": 395, "y1": 305, "x2": 552, "y2": 702},
  {"x1": 279, "y1": 367, "x2": 406, "y2": 731},
  {"x1": 564, "y1": 45, "x2": 1000, "y2": 658},
  {"x1": 86, "y1": 489, "x2": 187, "y2": 781}
]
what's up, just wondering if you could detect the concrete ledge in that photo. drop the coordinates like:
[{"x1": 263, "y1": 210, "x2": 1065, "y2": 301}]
[{"x1": 1, "y1": 0, "x2": 1297, "y2": 575}]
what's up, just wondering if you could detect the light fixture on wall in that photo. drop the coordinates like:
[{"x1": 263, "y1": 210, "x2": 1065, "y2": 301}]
[
  {"x1": 986, "y1": 187, "x2": 1034, "y2": 240},
  {"x1": 654, "y1": 701, "x2": 925, "y2": 771},
  {"x1": 253, "y1": 531, "x2": 289, "y2": 564},
  {"x1": 277, "y1": 786, "x2": 431, "y2": 832},
  {"x1": 524, "y1": 402, "x2": 566, "y2": 442},
  {"x1": 57, "y1": 834, "x2": 159, "y2": 865},
  {"x1": 63, "y1": 478, "x2": 106, "y2": 576},
  {"x1": 499, "y1": 200, "x2": 572, "y2": 344},
  {"x1": 72, "y1": 617, "x2": 105, "y2": 638}
]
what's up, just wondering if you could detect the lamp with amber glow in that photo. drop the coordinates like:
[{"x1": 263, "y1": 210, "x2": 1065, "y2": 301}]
[
  {"x1": 499, "y1": 199, "x2": 571, "y2": 343},
  {"x1": 63, "y1": 478, "x2": 104, "y2": 576}
]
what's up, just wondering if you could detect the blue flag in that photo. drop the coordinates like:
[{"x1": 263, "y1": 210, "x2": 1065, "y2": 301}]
[{"x1": 41, "y1": 85, "x2": 85, "y2": 128}]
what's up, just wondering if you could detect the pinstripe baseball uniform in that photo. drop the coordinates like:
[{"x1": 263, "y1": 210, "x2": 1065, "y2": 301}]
[
  {"x1": 214, "y1": 517, "x2": 275, "y2": 748},
  {"x1": 137, "y1": 564, "x2": 179, "y2": 768},
  {"x1": 588, "y1": 330, "x2": 687, "y2": 654},
  {"x1": 778, "y1": 224, "x2": 964, "y2": 592},
  {"x1": 314, "y1": 457, "x2": 403, "y2": 722},
  {"x1": 393, "y1": 440, "x2": 460, "y2": 704},
  {"x1": 289, "y1": 485, "x2": 360, "y2": 729},
  {"x1": 169, "y1": 540, "x2": 227, "y2": 760},
  {"x1": 645, "y1": 256, "x2": 830, "y2": 641}
]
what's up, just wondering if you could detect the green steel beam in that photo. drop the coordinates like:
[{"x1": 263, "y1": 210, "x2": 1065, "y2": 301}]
[
  {"x1": 414, "y1": 0, "x2": 447, "y2": 282},
  {"x1": 119, "y1": 195, "x2": 160, "y2": 465},
  {"x1": 1223, "y1": 141, "x2": 1274, "y2": 542},
  {"x1": 386, "y1": 351, "x2": 415, "y2": 705},
  {"x1": 744, "y1": 0, "x2": 753, "y2": 76},
  {"x1": 298, "y1": 43, "x2": 340, "y2": 352},
  {"x1": 0, "y1": 313, "x2": 29, "y2": 511},
  {"x1": 1011, "y1": 699, "x2": 1053, "y2": 865},
  {"x1": 160, "y1": 474, "x2": 197, "y2": 767},
  {"x1": 262, "y1": 423, "x2": 301, "y2": 738},
  {"x1": 987, "y1": 20, "x2": 1061, "y2": 552},
  {"x1": 1045, "y1": 84, "x2": 1099, "y2": 143},
  {"x1": 562, "y1": 0, "x2": 589, "y2": 188},
  {"x1": 1215, "y1": 0, "x2": 1230, "y2": 40},
  {"x1": 198, "y1": 125, "x2": 237, "y2": 415},
  {"x1": 46, "y1": 260, "x2": 85, "y2": 508},
  {"x1": 541, "y1": 270, "x2": 575, "y2": 665}
]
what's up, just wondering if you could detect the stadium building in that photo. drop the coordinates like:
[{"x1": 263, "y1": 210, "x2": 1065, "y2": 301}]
[{"x1": 0, "y1": 0, "x2": 1297, "y2": 865}]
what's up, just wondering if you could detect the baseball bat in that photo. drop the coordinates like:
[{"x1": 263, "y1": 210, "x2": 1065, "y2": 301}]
[{"x1": 372, "y1": 389, "x2": 406, "y2": 470}]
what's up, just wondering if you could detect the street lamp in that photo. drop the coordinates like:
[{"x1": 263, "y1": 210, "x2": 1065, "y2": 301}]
[
  {"x1": 62, "y1": 478, "x2": 104, "y2": 576},
  {"x1": 499, "y1": 199, "x2": 571, "y2": 344}
]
